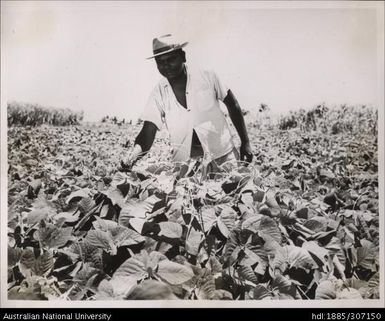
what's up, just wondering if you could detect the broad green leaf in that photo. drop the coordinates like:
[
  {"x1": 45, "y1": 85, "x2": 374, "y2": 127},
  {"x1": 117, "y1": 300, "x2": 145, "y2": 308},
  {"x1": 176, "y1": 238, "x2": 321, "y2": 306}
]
[
  {"x1": 217, "y1": 219, "x2": 230, "y2": 238},
  {"x1": 66, "y1": 188, "x2": 90, "y2": 204},
  {"x1": 241, "y1": 214, "x2": 262, "y2": 231},
  {"x1": 272, "y1": 274, "x2": 297, "y2": 297},
  {"x1": 107, "y1": 188, "x2": 126, "y2": 207},
  {"x1": 368, "y1": 272, "x2": 379, "y2": 288},
  {"x1": 111, "y1": 171, "x2": 138, "y2": 187},
  {"x1": 304, "y1": 217, "x2": 328, "y2": 232},
  {"x1": 148, "y1": 251, "x2": 168, "y2": 270},
  {"x1": 319, "y1": 169, "x2": 335, "y2": 179},
  {"x1": 219, "y1": 205, "x2": 237, "y2": 231},
  {"x1": 36, "y1": 224, "x2": 73, "y2": 249},
  {"x1": 196, "y1": 272, "x2": 216, "y2": 300},
  {"x1": 128, "y1": 218, "x2": 146, "y2": 234},
  {"x1": 8, "y1": 247, "x2": 23, "y2": 266},
  {"x1": 157, "y1": 260, "x2": 194, "y2": 285},
  {"x1": 99, "y1": 204, "x2": 110, "y2": 218},
  {"x1": 72, "y1": 263, "x2": 99, "y2": 285},
  {"x1": 28, "y1": 179, "x2": 42, "y2": 193},
  {"x1": 119, "y1": 200, "x2": 148, "y2": 225},
  {"x1": 259, "y1": 216, "x2": 282, "y2": 244},
  {"x1": 364, "y1": 272, "x2": 380, "y2": 299},
  {"x1": 113, "y1": 253, "x2": 146, "y2": 279},
  {"x1": 166, "y1": 198, "x2": 184, "y2": 222},
  {"x1": 302, "y1": 241, "x2": 329, "y2": 267},
  {"x1": 32, "y1": 250, "x2": 54, "y2": 276},
  {"x1": 241, "y1": 193, "x2": 254, "y2": 207},
  {"x1": 238, "y1": 265, "x2": 258, "y2": 284},
  {"x1": 19, "y1": 248, "x2": 35, "y2": 270},
  {"x1": 78, "y1": 197, "x2": 96, "y2": 214},
  {"x1": 212, "y1": 289, "x2": 233, "y2": 300},
  {"x1": 336, "y1": 288, "x2": 363, "y2": 299},
  {"x1": 272, "y1": 245, "x2": 317, "y2": 273},
  {"x1": 8, "y1": 285, "x2": 43, "y2": 300},
  {"x1": 71, "y1": 241, "x2": 104, "y2": 269},
  {"x1": 344, "y1": 278, "x2": 368, "y2": 291},
  {"x1": 242, "y1": 215, "x2": 281, "y2": 244},
  {"x1": 54, "y1": 210, "x2": 80, "y2": 223},
  {"x1": 201, "y1": 207, "x2": 217, "y2": 232},
  {"x1": 315, "y1": 280, "x2": 336, "y2": 299},
  {"x1": 95, "y1": 280, "x2": 115, "y2": 300},
  {"x1": 86, "y1": 230, "x2": 117, "y2": 255},
  {"x1": 27, "y1": 209, "x2": 49, "y2": 225},
  {"x1": 356, "y1": 240, "x2": 377, "y2": 271},
  {"x1": 158, "y1": 222, "x2": 183, "y2": 239},
  {"x1": 265, "y1": 190, "x2": 280, "y2": 209},
  {"x1": 97, "y1": 221, "x2": 146, "y2": 246},
  {"x1": 156, "y1": 172, "x2": 175, "y2": 193},
  {"x1": 109, "y1": 276, "x2": 138, "y2": 297},
  {"x1": 125, "y1": 280, "x2": 177, "y2": 300},
  {"x1": 185, "y1": 228, "x2": 204, "y2": 256},
  {"x1": 119, "y1": 195, "x2": 161, "y2": 226},
  {"x1": 253, "y1": 284, "x2": 271, "y2": 300}
]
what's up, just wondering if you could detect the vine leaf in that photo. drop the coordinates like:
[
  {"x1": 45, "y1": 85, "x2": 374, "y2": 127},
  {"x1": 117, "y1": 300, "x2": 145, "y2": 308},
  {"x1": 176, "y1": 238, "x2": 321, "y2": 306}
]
[
  {"x1": 66, "y1": 188, "x2": 91, "y2": 204},
  {"x1": 157, "y1": 260, "x2": 194, "y2": 285},
  {"x1": 86, "y1": 230, "x2": 117, "y2": 255},
  {"x1": 272, "y1": 246, "x2": 317, "y2": 273},
  {"x1": 36, "y1": 224, "x2": 73, "y2": 249},
  {"x1": 32, "y1": 250, "x2": 54, "y2": 276},
  {"x1": 185, "y1": 228, "x2": 204, "y2": 256},
  {"x1": 8, "y1": 247, "x2": 23, "y2": 266},
  {"x1": 201, "y1": 207, "x2": 217, "y2": 232},
  {"x1": 336, "y1": 288, "x2": 363, "y2": 299},
  {"x1": 27, "y1": 209, "x2": 50, "y2": 225},
  {"x1": 253, "y1": 284, "x2": 271, "y2": 300},
  {"x1": 356, "y1": 239, "x2": 377, "y2": 271},
  {"x1": 158, "y1": 222, "x2": 183, "y2": 239},
  {"x1": 315, "y1": 280, "x2": 336, "y2": 299}
]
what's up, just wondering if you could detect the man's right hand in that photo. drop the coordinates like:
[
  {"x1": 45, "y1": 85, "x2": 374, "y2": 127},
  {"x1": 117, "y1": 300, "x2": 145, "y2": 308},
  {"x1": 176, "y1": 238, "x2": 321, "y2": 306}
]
[
  {"x1": 119, "y1": 157, "x2": 134, "y2": 172},
  {"x1": 118, "y1": 144, "x2": 143, "y2": 172}
]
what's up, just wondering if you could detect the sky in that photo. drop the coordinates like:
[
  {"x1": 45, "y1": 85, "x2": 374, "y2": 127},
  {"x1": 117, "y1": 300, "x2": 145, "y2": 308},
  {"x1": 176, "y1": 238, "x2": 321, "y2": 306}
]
[{"x1": 1, "y1": 1, "x2": 384, "y2": 122}]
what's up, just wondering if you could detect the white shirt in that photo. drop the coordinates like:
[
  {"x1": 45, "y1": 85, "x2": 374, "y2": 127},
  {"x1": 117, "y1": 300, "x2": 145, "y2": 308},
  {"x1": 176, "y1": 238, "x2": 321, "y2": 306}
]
[{"x1": 141, "y1": 66, "x2": 235, "y2": 162}]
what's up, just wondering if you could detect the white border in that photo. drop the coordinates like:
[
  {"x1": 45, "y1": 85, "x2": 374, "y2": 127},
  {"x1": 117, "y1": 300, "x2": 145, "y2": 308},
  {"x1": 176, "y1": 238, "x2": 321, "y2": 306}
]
[{"x1": 1, "y1": 0, "x2": 384, "y2": 309}]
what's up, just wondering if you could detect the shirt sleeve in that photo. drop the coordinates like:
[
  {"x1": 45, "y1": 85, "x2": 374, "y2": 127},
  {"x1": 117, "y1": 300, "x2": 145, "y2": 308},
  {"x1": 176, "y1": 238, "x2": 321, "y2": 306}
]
[
  {"x1": 211, "y1": 70, "x2": 230, "y2": 102},
  {"x1": 140, "y1": 86, "x2": 164, "y2": 130}
]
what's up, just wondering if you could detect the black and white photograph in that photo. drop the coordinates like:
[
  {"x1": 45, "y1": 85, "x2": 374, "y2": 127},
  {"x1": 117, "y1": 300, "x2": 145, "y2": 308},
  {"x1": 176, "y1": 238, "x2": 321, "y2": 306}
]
[{"x1": 1, "y1": 1, "x2": 384, "y2": 309}]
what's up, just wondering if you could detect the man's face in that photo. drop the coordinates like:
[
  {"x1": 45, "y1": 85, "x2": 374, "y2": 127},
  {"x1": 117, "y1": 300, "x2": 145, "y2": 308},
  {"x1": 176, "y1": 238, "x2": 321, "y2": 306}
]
[{"x1": 155, "y1": 51, "x2": 185, "y2": 80}]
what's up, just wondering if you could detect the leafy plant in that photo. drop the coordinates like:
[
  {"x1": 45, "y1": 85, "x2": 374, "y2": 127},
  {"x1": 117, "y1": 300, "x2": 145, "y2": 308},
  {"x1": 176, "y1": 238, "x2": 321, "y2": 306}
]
[{"x1": 7, "y1": 104, "x2": 379, "y2": 300}]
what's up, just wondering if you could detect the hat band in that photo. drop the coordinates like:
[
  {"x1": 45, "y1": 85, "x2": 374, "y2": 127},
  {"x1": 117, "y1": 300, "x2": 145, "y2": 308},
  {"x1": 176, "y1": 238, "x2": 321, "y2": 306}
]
[{"x1": 153, "y1": 44, "x2": 178, "y2": 55}]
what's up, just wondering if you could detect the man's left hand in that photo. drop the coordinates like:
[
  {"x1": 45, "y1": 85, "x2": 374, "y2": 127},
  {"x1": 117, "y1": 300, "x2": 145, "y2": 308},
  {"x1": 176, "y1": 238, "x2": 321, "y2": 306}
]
[{"x1": 240, "y1": 142, "x2": 253, "y2": 165}]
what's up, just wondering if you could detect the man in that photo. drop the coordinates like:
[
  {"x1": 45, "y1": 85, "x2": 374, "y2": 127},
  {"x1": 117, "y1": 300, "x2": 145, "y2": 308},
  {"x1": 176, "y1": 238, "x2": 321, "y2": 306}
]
[{"x1": 121, "y1": 34, "x2": 252, "y2": 173}]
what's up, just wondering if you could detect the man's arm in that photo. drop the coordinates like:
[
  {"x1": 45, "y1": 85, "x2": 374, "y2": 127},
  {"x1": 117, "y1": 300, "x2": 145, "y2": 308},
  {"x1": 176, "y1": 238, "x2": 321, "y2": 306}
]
[
  {"x1": 223, "y1": 90, "x2": 253, "y2": 164},
  {"x1": 121, "y1": 121, "x2": 158, "y2": 170}
]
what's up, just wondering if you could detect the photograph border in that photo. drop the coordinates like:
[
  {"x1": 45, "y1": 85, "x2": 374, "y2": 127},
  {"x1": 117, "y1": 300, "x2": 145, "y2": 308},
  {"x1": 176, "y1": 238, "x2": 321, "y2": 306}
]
[{"x1": 1, "y1": 0, "x2": 384, "y2": 309}]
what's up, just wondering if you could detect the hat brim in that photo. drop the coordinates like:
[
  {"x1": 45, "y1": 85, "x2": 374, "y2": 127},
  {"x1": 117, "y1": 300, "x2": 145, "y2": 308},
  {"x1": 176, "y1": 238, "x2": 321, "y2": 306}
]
[{"x1": 146, "y1": 42, "x2": 188, "y2": 59}]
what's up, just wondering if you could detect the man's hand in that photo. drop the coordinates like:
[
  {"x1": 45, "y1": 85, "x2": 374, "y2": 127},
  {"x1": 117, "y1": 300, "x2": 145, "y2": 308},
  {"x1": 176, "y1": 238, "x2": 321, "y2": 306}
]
[
  {"x1": 223, "y1": 90, "x2": 252, "y2": 165},
  {"x1": 119, "y1": 157, "x2": 135, "y2": 172},
  {"x1": 240, "y1": 141, "x2": 253, "y2": 165},
  {"x1": 118, "y1": 144, "x2": 142, "y2": 172}
]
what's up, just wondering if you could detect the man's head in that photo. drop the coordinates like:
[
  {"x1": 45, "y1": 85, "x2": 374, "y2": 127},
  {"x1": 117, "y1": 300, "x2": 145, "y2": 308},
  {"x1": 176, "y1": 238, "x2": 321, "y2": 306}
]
[
  {"x1": 155, "y1": 49, "x2": 186, "y2": 80},
  {"x1": 148, "y1": 34, "x2": 188, "y2": 80}
]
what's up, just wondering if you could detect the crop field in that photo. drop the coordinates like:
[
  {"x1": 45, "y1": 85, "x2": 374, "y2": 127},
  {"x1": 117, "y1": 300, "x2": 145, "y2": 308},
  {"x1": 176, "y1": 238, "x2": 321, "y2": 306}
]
[{"x1": 6, "y1": 105, "x2": 380, "y2": 301}]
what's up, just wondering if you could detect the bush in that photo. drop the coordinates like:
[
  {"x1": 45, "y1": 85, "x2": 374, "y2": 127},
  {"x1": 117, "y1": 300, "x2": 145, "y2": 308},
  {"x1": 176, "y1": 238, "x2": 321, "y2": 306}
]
[
  {"x1": 278, "y1": 104, "x2": 376, "y2": 135},
  {"x1": 7, "y1": 101, "x2": 84, "y2": 127}
]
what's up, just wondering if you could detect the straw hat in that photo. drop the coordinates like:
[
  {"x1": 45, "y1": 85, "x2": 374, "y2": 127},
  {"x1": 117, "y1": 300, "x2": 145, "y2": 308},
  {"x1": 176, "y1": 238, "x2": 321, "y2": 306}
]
[{"x1": 147, "y1": 34, "x2": 188, "y2": 59}]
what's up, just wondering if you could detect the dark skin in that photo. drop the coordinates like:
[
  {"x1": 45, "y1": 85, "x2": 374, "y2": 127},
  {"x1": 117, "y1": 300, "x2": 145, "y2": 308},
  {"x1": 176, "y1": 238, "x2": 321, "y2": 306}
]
[{"x1": 121, "y1": 50, "x2": 252, "y2": 169}]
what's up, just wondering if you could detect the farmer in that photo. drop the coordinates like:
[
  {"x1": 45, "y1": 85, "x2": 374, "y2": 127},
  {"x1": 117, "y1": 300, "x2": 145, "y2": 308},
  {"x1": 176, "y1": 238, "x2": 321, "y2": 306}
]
[{"x1": 121, "y1": 34, "x2": 253, "y2": 172}]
